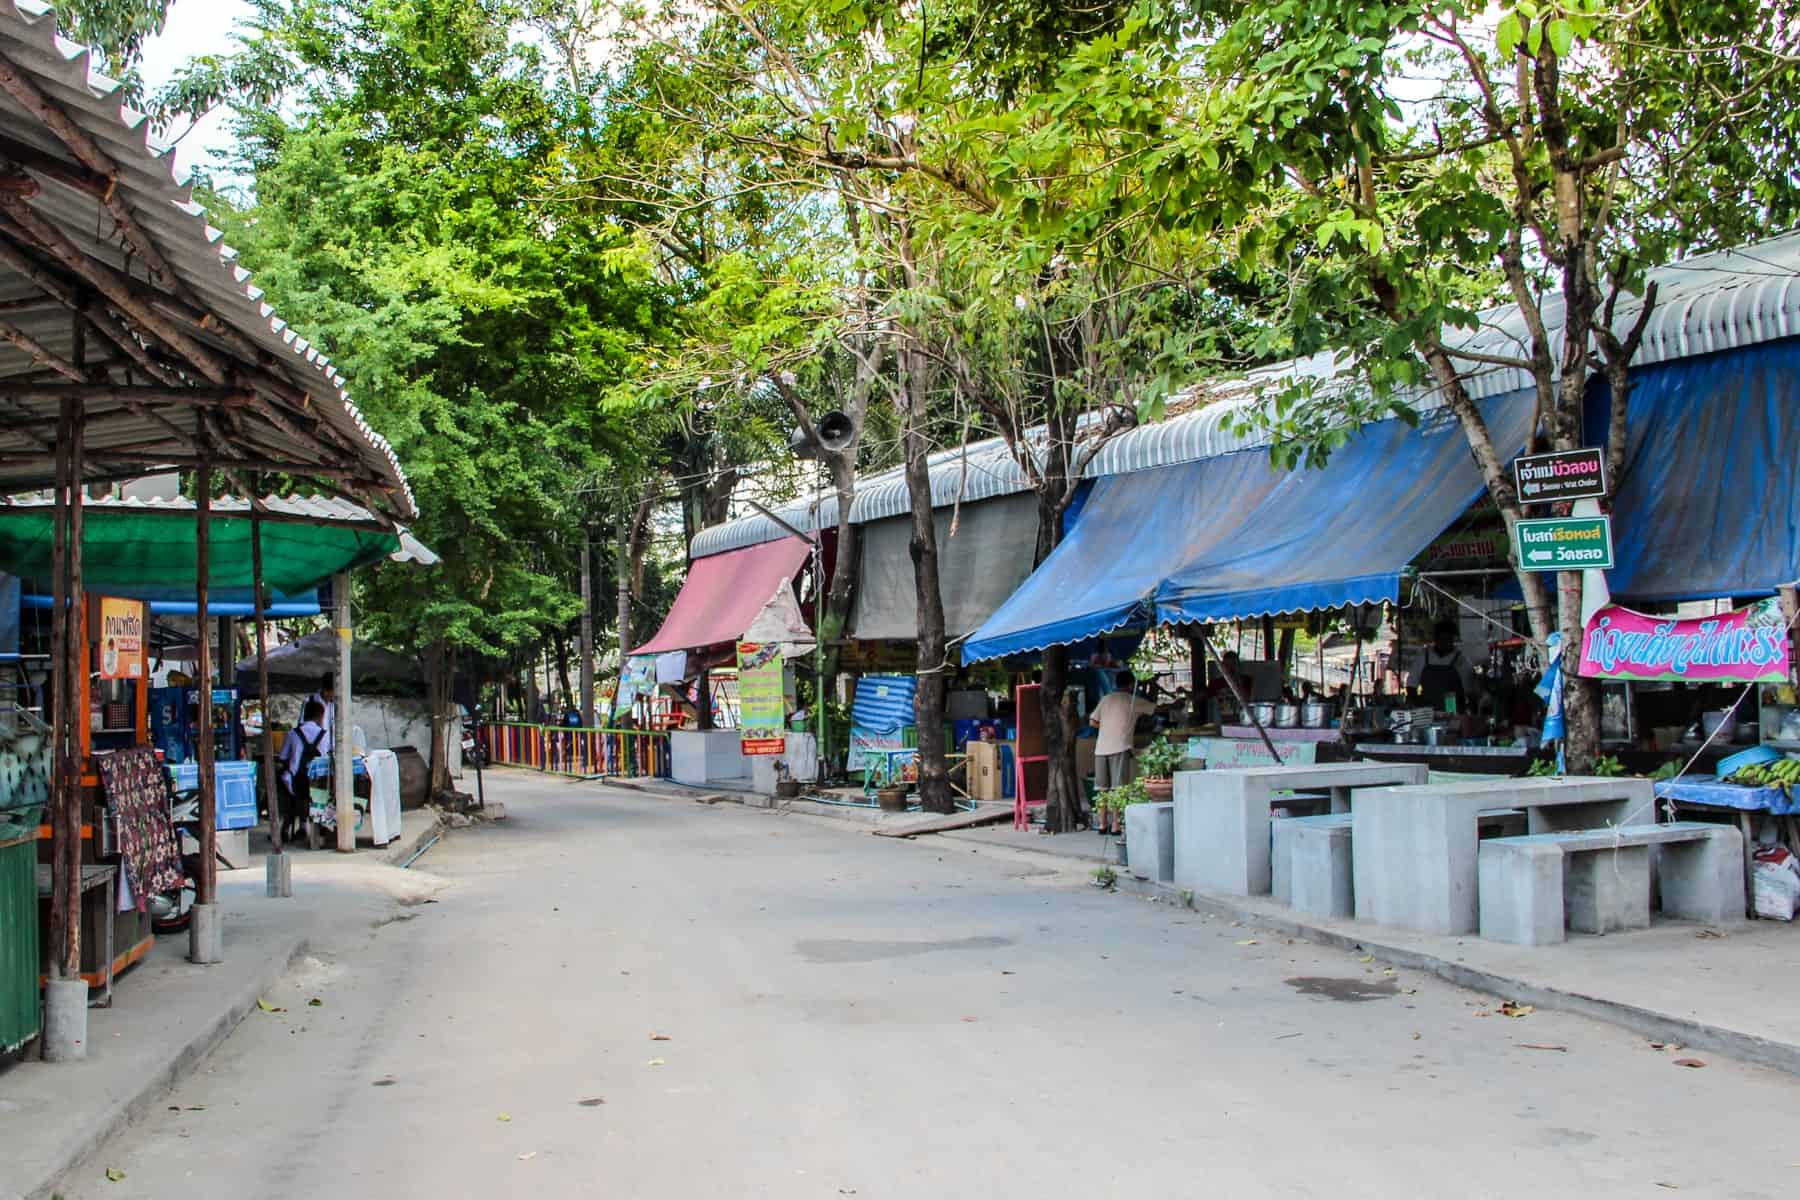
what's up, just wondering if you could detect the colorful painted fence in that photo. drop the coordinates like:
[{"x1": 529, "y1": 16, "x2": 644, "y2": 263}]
[{"x1": 484, "y1": 723, "x2": 672, "y2": 780}]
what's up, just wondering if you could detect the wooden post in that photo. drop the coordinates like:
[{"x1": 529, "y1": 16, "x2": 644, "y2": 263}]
[
  {"x1": 47, "y1": 396, "x2": 78, "y2": 983},
  {"x1": 252, "y1": 501, "x2": 281, "y2": 855},
  {"x1": 194, "y1": 468, "x2": 216, "y2": 909},
  {"x1": 334, "y1": 571, "x2": 353, "y2": 851}
]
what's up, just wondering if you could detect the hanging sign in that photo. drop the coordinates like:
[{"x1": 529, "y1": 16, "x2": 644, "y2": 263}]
[
  {"x1": 1579, "y1": 597, "x2": 1791, "y2": 683},
  {"x1": 736, "y1": 642, "x2": 786, "y2": 756},
  {"x1": 1513, "y1": 448, "x2": 1607, "y2": 505},
  {"x1": 98, "y1": 597, "x2": 144, "y2": 679},
  {"x1": 1514, "y1": 515, "x2": 1614, "y2": 571},
  {"x1": 612, "y1": 655, "x2": 656, "y2": 719}
]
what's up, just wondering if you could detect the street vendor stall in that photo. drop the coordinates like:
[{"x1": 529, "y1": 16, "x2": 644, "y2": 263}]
[{"x1": 0, "y1": 0, "x2": 415, "y2": 1061}]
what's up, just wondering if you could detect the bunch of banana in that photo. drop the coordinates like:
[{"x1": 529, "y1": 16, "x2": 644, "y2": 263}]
[{"x1": 1727, "y1": 757, "x2": 1800, "y2": 800}]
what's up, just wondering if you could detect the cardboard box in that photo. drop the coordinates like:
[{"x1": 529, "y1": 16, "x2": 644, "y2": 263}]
[{"x1": 968, "y1": 740, "x2": 1010, "y2": 802}]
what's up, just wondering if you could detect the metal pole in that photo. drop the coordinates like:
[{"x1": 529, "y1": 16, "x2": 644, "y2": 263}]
[
  {"x1": 48, "y1": 401, "x2": 76, "y2": 978},
  {"x1": 333, "y1": 571, "x2": 353, "y2": 851},
  {"x1": 580, "y1": 528, "x2": 594, "y2": 727}
]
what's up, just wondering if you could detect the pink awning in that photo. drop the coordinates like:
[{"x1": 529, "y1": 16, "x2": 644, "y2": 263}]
[{"x1": 630, "y1": 537, "x2": 812, "y2": 657}]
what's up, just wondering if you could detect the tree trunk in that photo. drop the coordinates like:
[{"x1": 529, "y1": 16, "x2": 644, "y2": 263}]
[
  {"x1": 898, "y1": 334, "x2": 952, "y2": 814},
  {"x1": 553, "y1": 634, "x2": 573, "y2": 713},
  {"x1": 579, "y1": 529, "x2": 594, "y2": 727},
  {"x1": 427, "y1": 638, "x2": 454, "y2": 797},
  {"x1": 1040, "y1": 644, "x2": 1084, "y2": 832}
]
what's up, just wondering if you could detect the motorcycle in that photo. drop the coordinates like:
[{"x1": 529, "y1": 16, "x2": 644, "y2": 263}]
[{"x1": 460, "y1": 705, "x2": 486, "y2": 769}]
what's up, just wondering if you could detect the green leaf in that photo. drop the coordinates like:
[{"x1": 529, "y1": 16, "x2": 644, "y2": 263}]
[
  {"x1": 1547, "y1": 17, "x2": 1573, "y2": 57},
  {"x1": 1495, "y1": 12, "x2": 1523, "y2": 57}
]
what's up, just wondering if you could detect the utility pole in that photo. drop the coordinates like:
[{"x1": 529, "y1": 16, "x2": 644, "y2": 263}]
[{"x1": 579, "y1": 528, "x2": 595, "y2": 727}]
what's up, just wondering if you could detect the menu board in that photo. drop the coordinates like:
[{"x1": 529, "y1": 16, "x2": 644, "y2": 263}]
[{"x1": 736, "y1": 642, "x2": 786, "y2": 756}]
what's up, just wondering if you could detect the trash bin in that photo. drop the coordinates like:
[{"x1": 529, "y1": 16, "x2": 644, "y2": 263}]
[{"x1": 0, "y1": 802, "x2": 43, "y2": 1055}]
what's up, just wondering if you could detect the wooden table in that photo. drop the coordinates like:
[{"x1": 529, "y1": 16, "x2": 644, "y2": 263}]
[{"x1": 35, "y1": 863, "x2": 117, "y2": 1008}]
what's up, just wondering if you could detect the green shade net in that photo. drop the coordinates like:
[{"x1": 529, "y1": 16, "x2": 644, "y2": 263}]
[{"x1": 0, "y1": 508, "x2": 399, "y2": 601}]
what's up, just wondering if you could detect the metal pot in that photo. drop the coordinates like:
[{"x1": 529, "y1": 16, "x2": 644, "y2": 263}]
[
  {"x1": 1247, "y1": 702, "x2": 1278, "y2": 727},
  {"x1": 1273, "y1": 703, "x2": 1301, "y2": 729},
  {"x1": 1300, "y1": 700, "x2": 1334, "y2": 728}
]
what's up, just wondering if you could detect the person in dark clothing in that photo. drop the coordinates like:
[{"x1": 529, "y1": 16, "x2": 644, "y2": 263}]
[{"x1": 1409, "y1": 619, "x2": 1477, "y2": 711}]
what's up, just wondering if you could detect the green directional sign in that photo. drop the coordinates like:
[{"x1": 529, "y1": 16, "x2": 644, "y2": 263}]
[{"x1": 1514, "y1": 516, "x2": 1614, "y2": 572}]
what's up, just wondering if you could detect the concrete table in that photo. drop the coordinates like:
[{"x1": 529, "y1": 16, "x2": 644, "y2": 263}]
[
  {"x1": 1172, "y1": 762, "x2": 1429, "y2": 898},
  {"x1": 1352, "y1": 776, "x2": 1655, "y2": 935}
]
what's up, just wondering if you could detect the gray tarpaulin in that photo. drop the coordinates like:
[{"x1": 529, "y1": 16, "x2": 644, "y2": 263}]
[{"x1": 850, "y1": 493, "x2": 1041, "y2": 640}]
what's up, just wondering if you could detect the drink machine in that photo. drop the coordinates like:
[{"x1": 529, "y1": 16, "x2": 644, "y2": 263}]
[{"x1": 149, "y1": 686, "x2": 241, "y2": 764}]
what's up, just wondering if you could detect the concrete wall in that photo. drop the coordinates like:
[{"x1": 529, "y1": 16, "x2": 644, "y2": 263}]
[{"x1": 266, "y1": 693, "x2": 462, "y2": 776}]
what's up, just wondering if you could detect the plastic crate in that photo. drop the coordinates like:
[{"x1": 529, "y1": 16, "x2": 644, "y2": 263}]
[{"x1": 169, "y1": 761, "x2": 259, "y2": 831}]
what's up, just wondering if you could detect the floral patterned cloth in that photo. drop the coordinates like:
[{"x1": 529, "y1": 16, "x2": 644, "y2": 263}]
[{"x1": 97, "y1": 749, "x2": 182, "y2": 910}]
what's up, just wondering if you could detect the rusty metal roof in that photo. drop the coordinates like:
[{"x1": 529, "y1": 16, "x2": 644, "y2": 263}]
[{"x1": 0, "y1": 0, "x2": 414, "y2": 520}]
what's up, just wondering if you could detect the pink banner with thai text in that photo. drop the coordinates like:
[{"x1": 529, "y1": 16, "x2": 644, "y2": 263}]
[{"x1": 1579, "y1": 598, "x2": 1791, "y2": 684}]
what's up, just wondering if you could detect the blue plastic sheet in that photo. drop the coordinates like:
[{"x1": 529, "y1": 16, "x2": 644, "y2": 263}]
[
  {"x1": 1603, "y1": 340, "x2": 1800, "y2": 602},
  {"x1": 965, "y1": 392, "x2": 1534, "y2": 661},
  {"x1": 1655, "y1": 774, "x2": 1798, "y2": 815}
]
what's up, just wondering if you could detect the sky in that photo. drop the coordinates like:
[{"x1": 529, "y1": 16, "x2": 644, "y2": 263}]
[{"x1": 136, "y1": 0, "x2": 254, "y2": 179}]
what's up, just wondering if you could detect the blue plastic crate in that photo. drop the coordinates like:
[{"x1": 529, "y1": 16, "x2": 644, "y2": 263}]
[{"x1": 169, "y1": 761, "x2": 259, "y2": 831}]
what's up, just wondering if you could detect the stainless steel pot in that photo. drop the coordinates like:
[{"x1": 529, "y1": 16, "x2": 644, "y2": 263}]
[
  {"x1": 1247, "y1": 702, "x2": 1277, "y2": 727},
  {"x1": 1274, "y1": 703, "x2": 1301, "y2": 728},
  {"x1": 1300, "y1": 700, "x2": 1334, "y2": 728}
]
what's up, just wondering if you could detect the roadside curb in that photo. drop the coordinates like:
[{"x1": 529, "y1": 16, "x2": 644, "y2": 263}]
[
  {"x1": 384, "y1": 812, "x2": 448, "y2": 868},
  {"x1": 26, "y1": 935, "x2": 311, "y2": 1200},
  {"x1": 825, "y1": 812, "x2": 1800, "y2": 1078}
]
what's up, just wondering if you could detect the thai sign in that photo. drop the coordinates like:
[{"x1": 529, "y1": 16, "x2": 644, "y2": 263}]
[
  {"x1": 1579, "y1": 598, "x2": 1791, "y2": 683},
  {"x1": 736, "y1": 642, "x2": 786, "y2": 756},
  {"x1": 1513, "y1": 447, "x2": 1607, "y2": 505},
  {"x1": 1514, "y1": 516, "x2": 1614, "y2": 571},
  {"x1": 98, "y1": 597, "x2": 143, "y2": 679}
]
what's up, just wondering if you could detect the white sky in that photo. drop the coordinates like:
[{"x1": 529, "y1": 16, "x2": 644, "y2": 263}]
[{"x1": 137, "y1": 0, "x2": 254, "y2": 178}]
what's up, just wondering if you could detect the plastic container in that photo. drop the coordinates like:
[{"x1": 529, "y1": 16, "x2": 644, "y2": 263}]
[
  {"x1": 1719, "y1": 745, "x2": 1782, "y2": 777},
  {"x1": 1701, "y1": 710, "x2": 1740, "y2": 742},
  {"x1": 169, "y1": 760, "x2": 259, "y2": 830}
]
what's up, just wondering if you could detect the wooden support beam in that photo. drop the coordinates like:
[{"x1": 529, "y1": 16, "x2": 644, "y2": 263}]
[
  {"x1": 0, "y1": 192, "x2": 231, "y2": 383},
  {"x1": 82, "y1": 447, "x2": 374, "y2": 480},
  {"x1": 0, "y1": 315, "x2": 84, "y2": 380},
  {"x1": 47, "y1": 396, "x2": 75, "y2": 982},
  {"x1": 0, "y1": 56, "x2": 178, "y2": 283},
  {"x1": 0, "y1": 383, "x2": 252, "y2": 404}
]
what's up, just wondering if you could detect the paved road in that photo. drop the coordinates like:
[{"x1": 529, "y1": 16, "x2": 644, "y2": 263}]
[{"x1": 65, "y1": 772, "x2": 1798, "y2": 1198}]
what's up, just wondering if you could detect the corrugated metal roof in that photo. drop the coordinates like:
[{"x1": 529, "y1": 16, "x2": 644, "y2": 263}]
[
  {"x1": 0, "y1": 0, "x2": 414, "y2": 519},
  {"x1": 0, "y1": 491, "x2": 436, "y2": 563},
  {"x1": 690, "y1": 231, "x2": 1800, "y2": 559}
]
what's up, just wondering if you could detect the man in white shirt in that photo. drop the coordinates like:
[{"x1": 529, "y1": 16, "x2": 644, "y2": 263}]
[
  {"x1": 1090, "y1": 670, "x2": 1156, "y2": 792},
  {"x1": 276, "y1": 699, "x2": 330, "y2": 841}
]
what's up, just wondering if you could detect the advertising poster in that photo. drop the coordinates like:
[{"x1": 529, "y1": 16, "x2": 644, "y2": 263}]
[
  {"x1": 612, "y1": 655, "x2": 656, "y2": 719},
  {"x1": 98, "y1": 596, "x2": 144, "y2": 679},
  {"x1": 1579, "y1": 597, "x2": 1791, "y2": 684},
  {"x1": 736, "y1": 641, "x2": 786, "y2": 756}
]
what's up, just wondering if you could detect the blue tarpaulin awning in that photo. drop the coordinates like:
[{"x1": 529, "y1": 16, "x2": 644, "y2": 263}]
[
  {"x1": 963, "y1": 394, "x2": 1535, "y2": 662},
  {"x1": 1603, "y1": 339, "x2": 1800, "y2": 602}
]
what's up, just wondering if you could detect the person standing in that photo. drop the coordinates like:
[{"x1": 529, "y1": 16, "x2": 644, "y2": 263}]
[
  {"x1": 1090, "y1": 670, "x2": 1156, "y2": 793},
  {"x1": 1409, "y1": 620, "x2": 1478, "y2": 711},
  {"x1": 305, "y1": 672, "x2": 335, "y2": 752}
]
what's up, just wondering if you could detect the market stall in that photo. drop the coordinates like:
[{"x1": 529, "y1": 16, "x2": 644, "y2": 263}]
[{"x1": 0, "y1": 0, "x2": 415, "y2": 1061}]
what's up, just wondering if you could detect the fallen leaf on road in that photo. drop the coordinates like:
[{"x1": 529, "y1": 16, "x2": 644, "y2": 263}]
[
  {"x1": 578, "y1": 1098, "x2": 605, "y2": 1107},
  {"x1": 1401, "y1": 988, "x2": 1418, "y2": 995},
  {"x1": 1654, "y1": 1183, "x2": 1678, "y2": 1189},
  {"x1": 1673, "y1": 1058, "x2": 1707, "y2": 1069},
  {"x1": 1235, "y1": 939, "x2": 1258, "y2": 946},
  {"x1": 648, "y1": 1058, "x2": 666, "y2": 1067},
  {"x1": 1695, "y1": 929, "x2": 1726, "y2": 939},
  {"x1": 961, "y1": 1016, "x2": 978, "y2": 1022},
  {"x1": 371, "y1": 1078, "x2": 396, "y2": 1087},
  {"x1": 308, "y1": 998, "x2": 323, "y2": 1007},
  {"x1": 649, "y1": 1033, "x2": 671, "y2": 1041},
  {"x1": 1498, "y1": 1001, "x2": 1534, "y2": 1018},
  {"x1": 1649, "y1": 1041, "x2": 1668, "y2": 1050},
  {"x1": 255, "y1": 998, "x2": 284, "y2": 1013},
  {"x1": 105, "y1": 1167, "x2": 126, "y2": 1182},
  {"x1": 497, "y1": 1113, "x2": 512, "y2": 1122},
  {"x1": 1381, "y1": 968, "x2": 1396, "y2": 976},
  {"x1": 518, "y1": 1152, "x2": 537, "y2": 1161},
  {"x1": 1359, "y1": 954, "x2": 1373, "y2": 963},
  {"x1": 1519, "y1": 1043, "x2": 1568, "y2": 1052},
  {"x1": 1473, "y1": 1010, "x2": 1492, "y2": 1018},
  {"x1": 1412, "y1": 1032, "x2": 1421, "y2": 1041}
]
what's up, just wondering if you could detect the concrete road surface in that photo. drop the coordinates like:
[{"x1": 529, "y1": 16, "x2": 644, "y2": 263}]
[{"x1": 63, "y1": 773, "x2": 1797, "y2": 1198}]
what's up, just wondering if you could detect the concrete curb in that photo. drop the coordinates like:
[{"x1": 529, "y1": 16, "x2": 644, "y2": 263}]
[
  {"x1": 384, "y1": 812, "x2": 448, "y2": 868},
  {"x1": 27, "y1": 935, "x2": 311, "y2": 1200}
]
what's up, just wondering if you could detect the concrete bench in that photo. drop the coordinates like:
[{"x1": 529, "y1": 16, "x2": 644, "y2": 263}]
[
  {"x1": 1173, "y1": 762, "x2": 1428, "y2": 897},
  {"x1": 1275, "y1": 809, "x2": 1528, "y2": 920},
  {"x1": 1478, "y1": 821, "x2": 1744, "y2": 946},
  {"x1": 1124, "y1": 801, "x2": 1174, "y2": 883},
  {"x1": 1353, "y1": 777, "x2": 1655, "y2": 935}
]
